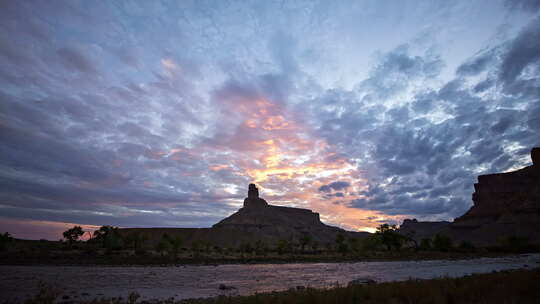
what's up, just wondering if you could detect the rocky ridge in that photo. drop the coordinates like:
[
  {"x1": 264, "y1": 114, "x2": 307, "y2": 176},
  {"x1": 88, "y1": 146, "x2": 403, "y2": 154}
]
[
  {"x1": 213, "y1": 184, "x2": 367, "y2": 243},
  {"x1": 121, "y1": 184, "x2": 368, "y2": 248},
  {"x1": 400, "y1": 147, "x2": 540, "y2": 246}
]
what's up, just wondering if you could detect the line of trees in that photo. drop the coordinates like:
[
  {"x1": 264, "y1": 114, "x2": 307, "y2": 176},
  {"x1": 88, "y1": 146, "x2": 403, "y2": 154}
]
[
  {"x1": 53, "y1": 223, "x2": 535, "y2": 257},
  {"x1": 56, "y1": 224, "x2": 455, "y2": 255}
]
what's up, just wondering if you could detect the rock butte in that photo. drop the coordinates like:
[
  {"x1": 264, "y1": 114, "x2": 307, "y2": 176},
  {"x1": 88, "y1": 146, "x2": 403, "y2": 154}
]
[
  {"x1": 121, "y1": 183, "x2": 368, "y2": 247},
  {"x1": 121, "y1": 147, "x2": 539, "y2": 247},
  {"x1": 400, "y1": 147, "x2": 540, "y2": 246}
]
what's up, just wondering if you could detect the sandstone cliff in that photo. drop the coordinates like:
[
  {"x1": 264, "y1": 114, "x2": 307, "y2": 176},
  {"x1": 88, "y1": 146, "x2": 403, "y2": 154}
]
[
  {"x1": 448, "y1": 147, "x2": 540, "y2": 245},
  {"x1": 400, "y1": 147, "x2": 540, "y2": 246}
]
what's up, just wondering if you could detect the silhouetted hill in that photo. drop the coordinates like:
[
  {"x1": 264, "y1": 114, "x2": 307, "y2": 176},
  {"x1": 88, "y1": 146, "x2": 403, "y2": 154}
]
[{"x1": 120, "y1": 184, "x2": 368, "y2": 248}]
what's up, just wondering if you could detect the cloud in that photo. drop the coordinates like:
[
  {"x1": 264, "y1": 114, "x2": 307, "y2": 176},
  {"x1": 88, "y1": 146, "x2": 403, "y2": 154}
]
[
  {"x1": 301, "y1": 16, "x2": 540, "y2": 221},
  {"x1": 57, "y1": 47, "x2": 98, "y2": 74},
  {"x1": 1, "y1": 1, "x2": 539, "y2": 239},
  {"x1": 499, "y1": 16, "x2": 540, "y2": 91},
  {"x1": 318, "y1": 181, "x2": 351, "y2": 193},
  {"x1": 504, "y1": 0, "x2": 540, "y2": 12}
]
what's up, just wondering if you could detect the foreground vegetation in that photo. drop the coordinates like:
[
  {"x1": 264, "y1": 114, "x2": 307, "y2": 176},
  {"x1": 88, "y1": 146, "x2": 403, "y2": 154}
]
[
  {"x1": 1, "y1": 225, "x2": 538, "y2": 266},
  {"x1": 17, "y1": 268, "x2": 540, "y2": 304}
]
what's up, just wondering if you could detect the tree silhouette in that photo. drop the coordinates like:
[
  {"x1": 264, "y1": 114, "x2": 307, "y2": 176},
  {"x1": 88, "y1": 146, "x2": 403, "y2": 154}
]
[
  {"x1": 169, "y1": 236, "x2": 183, "y2": 256},
  {"x1": 0, "y1": 232, "x2": 13, "y2": 251},
  {"x1": 335, "y1": 232, "x2": 348, "y2": 254},
  {"x1": 276, "y1": 239, "x2": 291, "y2": 255},
  {"x1": 420, "y1": 238, "x2": 432, "y2": 250},
  {"x1": 62, "y1": 226, "x2": 84, "y2": 245},
  {"x1": 125, "y1": 232, "x2": 145, "y2": 250},
  {"x1": 92, "y1": 226, "x2": 123, "y2": 249},
  {"x1": 300, "y1": 233, "x2": 311, "y2": 253},
  {"x1": 375, "y1": 224, "x2": 405, "y2": 251},
  {"x1": 254, "y1": 239, "x2": 267, "y2": 255},
  {"x1": 432, "y1": 233, "x2": 452, "y2": 252},
  {"x1": 347, "y1": 237, "x2": 361, "y2": 253},
  {"x1": 156, "y1": 237, "x2": 171, "y2": 256}
]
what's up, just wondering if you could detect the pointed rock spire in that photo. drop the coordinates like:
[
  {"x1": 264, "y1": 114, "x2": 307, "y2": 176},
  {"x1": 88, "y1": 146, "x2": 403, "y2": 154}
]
[{"x1": 248, "y1": 183, "x2": 259, "y2": 199}]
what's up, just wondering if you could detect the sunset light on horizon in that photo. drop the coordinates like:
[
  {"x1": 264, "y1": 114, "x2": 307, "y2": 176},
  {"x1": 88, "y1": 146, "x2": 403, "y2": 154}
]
[{"x1": 1, "y1": 1, "x2": 540, "y2": 240}]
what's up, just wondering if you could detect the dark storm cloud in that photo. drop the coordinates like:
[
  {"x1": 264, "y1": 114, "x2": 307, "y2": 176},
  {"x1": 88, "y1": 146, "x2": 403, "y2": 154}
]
[
  {"x1": 356, "y1": 44, "x2": 444, "y2": 100},
  {"x1": 499, "y1": 16, "x2": 540, "y2": 91},
  {"x1": 505, "y1": 0, "x2": 540, "y2": 12},
  {"x1": 2, "y1": 0, "x2": 540, "y2": 238},
  {"x1": 318, "y1": 181, "x2": 350, "y2": 193},
  {"x1": 456, "y1": 50, "x2": 496, "y2": 76},
  {"x1": 57, "y1": 47, "x2": 98, "y2": 74},
  {"x1": 303, "y1": 17, "x2": 540, "y2": 220},
  {"x1": 0, "y1": 2, "x2": 252, "y2": 233}
]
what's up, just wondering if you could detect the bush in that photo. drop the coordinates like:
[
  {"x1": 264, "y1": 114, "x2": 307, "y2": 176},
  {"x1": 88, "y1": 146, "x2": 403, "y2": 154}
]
[
  {"x1": 299, "y1": 233, "x2": 311, "y2": 253},
  {"x1": 62, "y1": 226, "x2": 84, "y2": 245},
  {"x1": 239, "y1": 242, "x2": 253, "y2": 254},
  {"x1": 459, "y1": 240, "x2": 476, "y2": 252},
  {"x1": 0, "y1": 232, "x2": 13, "y2": 251},
  {"x1": 432, "y1": 233, "x2": 452, "y2": 252},
  {"x1": 362, "y1": 234, "x2": 383, "y2": 251},
  {"x1": 347, "y1": 237, "x2": 362, "y2": 254},
  {"x1": 335, "y1": 233, "x2": 348, "y2": 254},
  {"x1": 419, "y1": 238, "x2": 432, "y2": 250},
  {"x1": 503, "y1": 235, "x2": 531, "y2": 252},
  {"x1": 92, "y1": 226, "x2": 124, "y2": 250},
  {"x1": 276, "y1": 239, "x2": 292, "y2": 255},
  {"x1": 156, "y1": 238, "x2": 171, "y2": 256},
  {"x1": 376, "y1": 224, "x2": 406, "y2": 251},
  {"x1": 169, "y1": 236, "x2": 183, "y2": 256}
]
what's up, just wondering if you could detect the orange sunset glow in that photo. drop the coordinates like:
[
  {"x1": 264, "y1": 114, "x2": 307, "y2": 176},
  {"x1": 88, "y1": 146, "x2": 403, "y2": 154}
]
[{"x1": 2, "y1": 0, "x2": 537, "y2": 243}]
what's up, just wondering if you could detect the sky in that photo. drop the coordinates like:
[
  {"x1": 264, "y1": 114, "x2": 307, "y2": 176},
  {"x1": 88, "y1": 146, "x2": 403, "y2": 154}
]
[{"x1": 1, "y1": 1, "x2": 540, "y2": 240}]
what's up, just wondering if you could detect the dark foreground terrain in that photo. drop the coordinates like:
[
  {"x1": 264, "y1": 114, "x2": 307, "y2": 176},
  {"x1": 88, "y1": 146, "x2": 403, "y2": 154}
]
[
  {"x1": 14, "y1": 268, "x2": 540, "y2": 304},
  {"x1": 0, "y1": 245, "x2": 532, "y2": 266}
]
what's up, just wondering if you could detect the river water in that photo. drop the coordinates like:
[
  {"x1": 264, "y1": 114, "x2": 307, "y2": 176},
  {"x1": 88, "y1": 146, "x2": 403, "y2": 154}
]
[{"x1": 1, "y1": 254, "x2": 539, "y2": 302}]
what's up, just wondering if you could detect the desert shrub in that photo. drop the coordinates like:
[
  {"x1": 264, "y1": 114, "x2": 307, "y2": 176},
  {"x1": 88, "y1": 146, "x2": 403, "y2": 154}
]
[
  {"x1": 124, "y1": 232, "x2": 144, "y2": 250},
  {"x1": 299, "y1": 233, "x2": 311, "y2": 253},
  {"x1": 0, "y1": 232, "x2": 13, "y2": 251},
  {"x1": 92, "y1": 226, "x2": 124, "y2": 250},
  {"x1": 62, "y1": 226, "x2": 84, "y2": 245},
  {"x1": 156, "y1": 237, "x2": 171, "y2": 256},
  {"x1": 419, "y1": 238, "x2": 432, "y2": 250},
  {"x1": 375, "y1": 224, "x2": 406, "y2": 251},
  {"x1": 191, "y1": 240, "x2": 205, "y2": 257},
  {"x1": 127, "y1": 291, "x2": 140, "y2": 304},
  {"x1": 24, "y1": 282, "x2": 61, "y2": 304},
  {"x1": 432, "y1": 233, "x2": 452, "y2": 252},
  {"x1": 335, "y1": 233, "x2": 349, "y2": 254},
  {"x1": 502, "y1": 235, "x2": 531, "y2": 252},
  {"x1": 459, "y1": 240, "x2": 476, "y2": 252},
  {"x1": 362, "y1": 234, "x2": 383, "y2": 251},
  {"x1": 254, "y1": 240, "x2": 267, "y2": 255},
  {"x1": 239, "y1": 241, "x2": 253, "y2": 254},
  {"x1": 337, "y1": 242, "x2": 349, "y2": 255},
  {"x1": 347, "y1": 237, "x2": 362, "y2": 254},
  {"x1": 276, "y1": 239, "x2": 291, "y2": 255},
  {"x1": 169, "y1": 236, "x2": 183, "y2": 256}
]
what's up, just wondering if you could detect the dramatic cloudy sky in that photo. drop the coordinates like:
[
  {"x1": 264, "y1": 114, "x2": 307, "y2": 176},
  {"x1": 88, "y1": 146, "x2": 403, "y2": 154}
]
[{"x1": 1, "y1": 1, "x2": 539, "y2": 239}]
